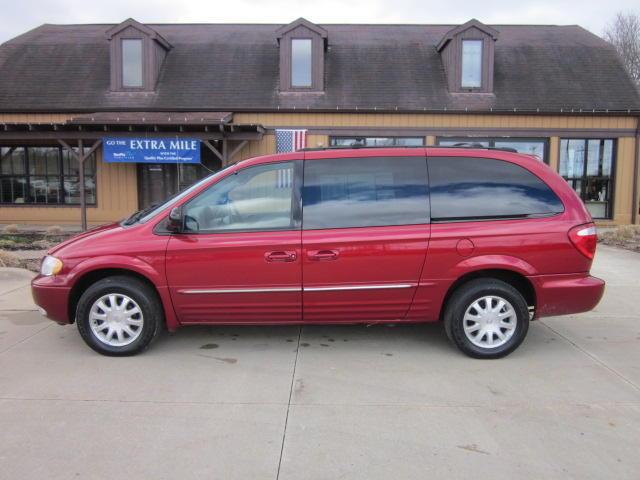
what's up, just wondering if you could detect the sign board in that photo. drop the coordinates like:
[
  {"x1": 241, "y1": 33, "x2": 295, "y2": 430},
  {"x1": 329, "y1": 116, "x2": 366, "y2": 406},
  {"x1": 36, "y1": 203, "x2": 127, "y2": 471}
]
[{"x1": 102, "y1": 138, "x2": 201, "y2": 164}]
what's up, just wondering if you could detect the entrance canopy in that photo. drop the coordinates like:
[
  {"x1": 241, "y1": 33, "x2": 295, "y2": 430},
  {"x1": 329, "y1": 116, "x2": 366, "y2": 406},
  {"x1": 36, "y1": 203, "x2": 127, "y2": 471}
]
[
  {"x1": 0, "y1": 111, "x2": 264, "y2": 141},
  {"x1": 0, "y1": 112, "x2": 265, "y2": 230}
]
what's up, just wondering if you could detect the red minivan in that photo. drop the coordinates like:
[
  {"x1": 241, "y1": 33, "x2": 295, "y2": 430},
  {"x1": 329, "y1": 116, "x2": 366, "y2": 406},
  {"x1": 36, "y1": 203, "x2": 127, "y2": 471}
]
[{"x1": 31, "y1": 147, "x2": 604, "y2": 358}]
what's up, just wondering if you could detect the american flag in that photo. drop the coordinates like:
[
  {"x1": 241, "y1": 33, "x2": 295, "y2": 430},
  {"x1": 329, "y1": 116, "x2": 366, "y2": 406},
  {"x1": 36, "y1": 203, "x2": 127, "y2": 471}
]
[
  {"x1": 276, "y1": 129, "x2": 307, "y2": 152},
  {"x1": 275, "y1": 129, "x2": 306, "y2": 188}
]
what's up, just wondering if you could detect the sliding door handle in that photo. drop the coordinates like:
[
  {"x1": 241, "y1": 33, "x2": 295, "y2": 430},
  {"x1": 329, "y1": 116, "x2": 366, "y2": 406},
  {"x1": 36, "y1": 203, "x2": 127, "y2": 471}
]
[{"x1": 307, "y1": 249, "x2": 339, "y2": 261}]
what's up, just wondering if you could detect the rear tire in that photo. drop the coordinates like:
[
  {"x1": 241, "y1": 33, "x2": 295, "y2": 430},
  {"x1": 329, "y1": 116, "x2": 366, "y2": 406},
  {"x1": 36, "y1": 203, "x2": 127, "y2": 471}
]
[
  {"x1": 76, "y1": 276, "x2": 163, "y2": 356},
  {"x1": 444, "y1": 278, "x2": 529, "y2": 359}
]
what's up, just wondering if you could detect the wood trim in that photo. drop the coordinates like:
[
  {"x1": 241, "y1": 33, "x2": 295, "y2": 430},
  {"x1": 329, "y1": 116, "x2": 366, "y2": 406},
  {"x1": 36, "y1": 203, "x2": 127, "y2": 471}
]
[
  {"x1": 228, "y1": 140, "x2": 248, "y2": 161},
  {"x1": 0, "y1": 131, "x2": 263, "y2": 141},
  {"x1": 202, "y1": 140, "x2": 223, "y2": 161}
]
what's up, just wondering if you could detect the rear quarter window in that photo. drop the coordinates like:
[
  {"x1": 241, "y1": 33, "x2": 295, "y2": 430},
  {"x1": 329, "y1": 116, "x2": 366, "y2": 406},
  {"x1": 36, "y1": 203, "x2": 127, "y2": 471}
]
[{"x1": 428, "y1": 156, "x2": 564, "y2": 222}]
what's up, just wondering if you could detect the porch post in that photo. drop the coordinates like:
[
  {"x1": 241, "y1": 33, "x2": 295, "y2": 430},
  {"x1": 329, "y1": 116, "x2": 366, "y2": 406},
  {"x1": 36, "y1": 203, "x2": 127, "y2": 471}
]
[
  {"x1": 222, "y1": 138, "x2": 229, "y2": 166},
  {"x1": 78, "y1": 139, "x2": 87, "y2": 231},
  {"x1": 58, "y1": 139, "x2": 102, "y2": 231}
]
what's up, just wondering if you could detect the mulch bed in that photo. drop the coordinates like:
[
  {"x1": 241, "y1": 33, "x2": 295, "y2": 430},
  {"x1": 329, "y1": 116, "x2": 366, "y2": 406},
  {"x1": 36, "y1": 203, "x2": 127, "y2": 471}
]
[
  {"x1": 598, "y1": 226, "x2": 640, "y2": 253},
  {"x1": 0, "y1": 232, "x2": 72, "y2": 251}
]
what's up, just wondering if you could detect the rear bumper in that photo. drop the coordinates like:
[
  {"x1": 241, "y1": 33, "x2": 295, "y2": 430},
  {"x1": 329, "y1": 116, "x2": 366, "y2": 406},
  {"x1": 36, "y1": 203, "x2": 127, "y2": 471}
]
[
  {"x1": 530, "y1": 273, "x2": 605, "y2": 318},
  {"x1": 31, "y1": 278, "x2": 72, "y2": 325}
]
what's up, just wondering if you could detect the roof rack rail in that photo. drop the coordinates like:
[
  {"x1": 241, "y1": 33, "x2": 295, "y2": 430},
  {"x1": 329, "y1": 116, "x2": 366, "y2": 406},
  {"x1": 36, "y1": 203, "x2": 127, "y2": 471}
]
[
  {"x1": 301, "y1": 145, "x2": 423, "y2": 151},
  {"x1": 442, "y1": 142, "x2": 519, "y2": 153},
  {"x1": 301, "y1": 144, "x2": 519, "y2": 153}
]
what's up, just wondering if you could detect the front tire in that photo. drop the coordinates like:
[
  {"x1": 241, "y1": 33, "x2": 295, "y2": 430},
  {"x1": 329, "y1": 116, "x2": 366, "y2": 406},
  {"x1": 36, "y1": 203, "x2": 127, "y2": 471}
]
[
  {"x1": 444, "y1": 278, "x2": 529, "y2": 359},
  {"x1": 76, "y1": 276, "x2": 163, "y2": 356}
]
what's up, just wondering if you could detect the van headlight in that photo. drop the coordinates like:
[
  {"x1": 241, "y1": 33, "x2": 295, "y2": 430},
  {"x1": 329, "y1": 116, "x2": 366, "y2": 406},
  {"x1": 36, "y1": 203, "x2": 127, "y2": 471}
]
[{"x1": 40, "y1": 256, "x2": 63, "y2": 276}]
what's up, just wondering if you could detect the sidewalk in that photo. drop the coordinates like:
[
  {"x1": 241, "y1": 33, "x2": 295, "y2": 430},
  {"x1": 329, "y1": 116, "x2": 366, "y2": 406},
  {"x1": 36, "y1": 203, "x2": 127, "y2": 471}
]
[{"x1": 1, "y1": 246, "x2": 639, "y2": 479}]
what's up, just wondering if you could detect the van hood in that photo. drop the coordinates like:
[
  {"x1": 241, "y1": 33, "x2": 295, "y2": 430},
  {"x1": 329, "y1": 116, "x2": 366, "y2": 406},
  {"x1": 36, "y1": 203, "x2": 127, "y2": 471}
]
[{"x1": 48, "y1": 222, "x2": 123, "y2": 256}]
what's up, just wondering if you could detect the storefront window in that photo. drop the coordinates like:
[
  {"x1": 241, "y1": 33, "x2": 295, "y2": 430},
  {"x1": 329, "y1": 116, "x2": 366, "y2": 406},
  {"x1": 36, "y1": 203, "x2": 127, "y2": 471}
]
[
  {"x1": 437, "y1": 137, "x2": 548, "y2": 162},
  {"x1": 559, "y1": 139, "x2": 615, "y2": 219},
  {"x1": 330, "y1": 137, "x2": 424, "y2": 147},
  {"x1": 0, "y1": 146, "x2": 96, "y2": 205}
]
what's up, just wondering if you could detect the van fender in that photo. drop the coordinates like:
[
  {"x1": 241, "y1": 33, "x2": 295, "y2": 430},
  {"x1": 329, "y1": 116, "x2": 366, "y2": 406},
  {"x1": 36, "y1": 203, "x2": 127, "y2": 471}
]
[
  {"x1": 67, "y1": 255, "x2": 179, "y2": 331},
  {"x1": 67, "y1": 255, "x2": 165, "y2": 286}
]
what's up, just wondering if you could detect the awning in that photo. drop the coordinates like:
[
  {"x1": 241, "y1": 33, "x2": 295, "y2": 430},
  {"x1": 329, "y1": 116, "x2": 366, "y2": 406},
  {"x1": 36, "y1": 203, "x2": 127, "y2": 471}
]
[{"x1": 0, "y1": 112, "x2": 264, "y2": 140}]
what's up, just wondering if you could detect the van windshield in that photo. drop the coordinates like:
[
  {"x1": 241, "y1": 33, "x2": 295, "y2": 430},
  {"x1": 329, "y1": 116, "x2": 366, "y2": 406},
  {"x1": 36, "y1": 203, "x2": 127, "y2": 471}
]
[
  {"x1": 132, "y1": 163, "x2": 243, "y2": 225},
  {"x1": 135, "y1": 174, "x2": 215, "y2": 224},
  {"x1": 121, "y1": 168, "x2": 221, "y2": 226}
]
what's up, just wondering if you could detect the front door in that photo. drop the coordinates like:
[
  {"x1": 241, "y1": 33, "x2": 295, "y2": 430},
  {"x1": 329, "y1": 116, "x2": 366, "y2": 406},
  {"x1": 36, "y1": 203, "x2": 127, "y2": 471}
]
[
  {"x1": 138, "y1": 163, "x2": 179, "y2": 209},
  {"x1": 166, "y1": 160, "x2": 302, "y2": 324},
  {"x1": 301, "y1": 154, "x2": 430, "y2": 322}
]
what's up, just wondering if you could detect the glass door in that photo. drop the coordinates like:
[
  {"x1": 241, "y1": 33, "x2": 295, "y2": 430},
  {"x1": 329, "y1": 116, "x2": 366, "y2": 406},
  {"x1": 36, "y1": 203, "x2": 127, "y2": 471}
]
[{"x1": 559, "y1": 139, "x2": 615, "y2": 220}]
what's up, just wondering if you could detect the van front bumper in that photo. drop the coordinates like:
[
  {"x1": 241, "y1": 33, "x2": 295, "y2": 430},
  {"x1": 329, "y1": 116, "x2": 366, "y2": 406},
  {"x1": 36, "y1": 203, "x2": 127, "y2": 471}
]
[
  {"x1": 31, "y1": 276, "x2": 72, "y2": 324},
  {"x1": 530, "y1": 273, "x2": 605, "y2": 318}
]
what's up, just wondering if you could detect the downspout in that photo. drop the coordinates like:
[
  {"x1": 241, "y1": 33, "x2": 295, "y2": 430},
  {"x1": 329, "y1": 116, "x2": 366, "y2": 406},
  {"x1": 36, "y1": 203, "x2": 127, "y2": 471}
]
[{"x1": 633, "y1": 116, "x2": 640, "y2": 225}]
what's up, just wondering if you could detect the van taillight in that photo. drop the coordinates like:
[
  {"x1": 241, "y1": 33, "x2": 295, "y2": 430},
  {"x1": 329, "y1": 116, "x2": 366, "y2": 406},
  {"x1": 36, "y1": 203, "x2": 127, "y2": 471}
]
[{"x1": 568, "y1": 223, "x2": 597, "y2": 260}]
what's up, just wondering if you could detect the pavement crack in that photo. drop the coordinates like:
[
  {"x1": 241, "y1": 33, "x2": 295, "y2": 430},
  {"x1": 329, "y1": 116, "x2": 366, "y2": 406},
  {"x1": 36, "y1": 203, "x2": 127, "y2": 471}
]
[
  {"x1": 0, "y1": 323, "x2": 52, "y2": 355},
  {"x1": 0, "y1": 283, "x2": 33, "y2": 298},
  {"x1": 276, "y1": 324, "x2": 302, "y2": 480},
  {"x1": 540, "y1": 320, "x2": 640, "y2": 393}
]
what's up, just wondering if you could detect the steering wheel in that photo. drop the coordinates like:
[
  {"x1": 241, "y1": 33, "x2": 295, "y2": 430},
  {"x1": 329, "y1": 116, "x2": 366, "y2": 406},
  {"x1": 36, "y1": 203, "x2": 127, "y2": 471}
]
[{"x1": 184, "y1": 214, "x2": 199, "y2": 232}]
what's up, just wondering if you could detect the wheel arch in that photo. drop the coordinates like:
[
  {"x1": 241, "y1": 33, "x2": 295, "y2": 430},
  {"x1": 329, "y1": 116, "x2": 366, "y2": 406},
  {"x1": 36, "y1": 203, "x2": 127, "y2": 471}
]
[
  {"x1": 440, "y1": 268, "x2": 536, "y2": 321},
  {"x1": 68, "y1": 268, "x2": 162, "y2": 324}
]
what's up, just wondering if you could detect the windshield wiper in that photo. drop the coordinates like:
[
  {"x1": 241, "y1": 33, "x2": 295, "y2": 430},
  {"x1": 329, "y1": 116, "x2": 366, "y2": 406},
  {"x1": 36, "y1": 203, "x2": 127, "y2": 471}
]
[{"x1": 123, "y1": 203, "x2": 159, "y2": 226}]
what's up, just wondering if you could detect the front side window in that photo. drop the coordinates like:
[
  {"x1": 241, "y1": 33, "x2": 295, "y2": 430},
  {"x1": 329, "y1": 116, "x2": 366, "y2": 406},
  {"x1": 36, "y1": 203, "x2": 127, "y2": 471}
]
[
  {"x1": 330, "y1": 137, "x2": 425, "y2": 147},
  {"x1": 303, "y1": 156, "x2": 429, "y2": 229},
  {"x1": 428, "y1": 156, "x2": 563, "y2": 222},
  {"x1": 559, "y1": 139, "x2": 615, "y2": 219},
  {"x1": 122, "y1": 39, "x2": 143, "y2": 88},
  {"x1": 291, "y1": 38, "x2": 312, "y2": 87},
  {"x1": 461, "y1": 40, "x2": 482, "y2": 88},
  {"x1": 0, "y1": 146, "x2": 96, "y2": 205},
  {"x1": 183, "y1": 162, "x2": 297, "y2": 233},
  {"x1": 437, "y1": 137, "x2": 548, "y2": 163}
]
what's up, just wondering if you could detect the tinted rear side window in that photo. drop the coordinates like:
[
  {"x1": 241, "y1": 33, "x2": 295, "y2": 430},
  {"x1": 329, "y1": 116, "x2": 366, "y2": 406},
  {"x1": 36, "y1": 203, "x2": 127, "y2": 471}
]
[
  {"x1": 428, "y1": 156, "x2": 564, "y2": 221},
  {"x1": 303, "y1": 156, "x2": 429, "y2": 229}
]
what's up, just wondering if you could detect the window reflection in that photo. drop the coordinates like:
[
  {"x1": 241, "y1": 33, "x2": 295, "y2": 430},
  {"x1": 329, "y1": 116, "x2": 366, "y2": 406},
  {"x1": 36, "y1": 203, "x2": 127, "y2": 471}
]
[
  {"x1": 437, "y1": 137, "x2": 547, "y2": 162},
  {"x1": 291, "y1": 39, "x2": 312, "y2": 87},
  {"x1": 184, "y1": 162, "x2": 295, "y2": 232},
  {"x1": 0, "y1": 146, "x2": 96, "y2": 205},
  {"x1": 303, "y1": 156, "x2": 429, "y2": 229},
  {"x1": 560, "y1": 139, "x2": 614, "y2": 219},
  {"x1": 122, "y1": 39, "x2": 143, "y2": 88},
  {"x1": 428, "y1": 157, "x2": 563, "y2": 220},
  {"x1": 461, "y1": 40, "x2": 482, "y2": 88},
  {"x1": 330, "y1": 137, "x2": 424, "y2": 147}
]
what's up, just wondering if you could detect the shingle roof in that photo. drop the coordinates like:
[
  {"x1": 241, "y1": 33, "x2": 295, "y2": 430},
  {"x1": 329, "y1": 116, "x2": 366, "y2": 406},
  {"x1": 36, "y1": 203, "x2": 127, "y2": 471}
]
[{"x1": 0, "y1": 22, "x2": 638, "y2": 113}]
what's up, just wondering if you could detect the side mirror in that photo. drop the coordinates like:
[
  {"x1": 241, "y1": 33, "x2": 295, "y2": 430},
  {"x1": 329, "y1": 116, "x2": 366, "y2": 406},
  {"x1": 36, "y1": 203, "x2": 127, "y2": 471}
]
[{"x1": 167, "y1": 206, "x2": 184, "y2": 233}]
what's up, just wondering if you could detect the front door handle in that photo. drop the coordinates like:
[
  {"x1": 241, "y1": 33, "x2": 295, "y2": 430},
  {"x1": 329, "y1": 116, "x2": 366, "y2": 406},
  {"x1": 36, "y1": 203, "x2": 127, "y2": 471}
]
[
  {"x1": 265, "y1": 251, "x2": 297, "y2": 262},
  {"x1": 307, "y1": 249, "x2": 339, "y2": 261}
]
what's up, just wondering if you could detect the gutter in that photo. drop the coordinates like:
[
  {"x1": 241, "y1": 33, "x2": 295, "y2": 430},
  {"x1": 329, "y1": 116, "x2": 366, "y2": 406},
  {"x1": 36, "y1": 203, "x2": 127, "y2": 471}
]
[{"x1": 2, "y1": 107, "x2": 640, "y2": 116}]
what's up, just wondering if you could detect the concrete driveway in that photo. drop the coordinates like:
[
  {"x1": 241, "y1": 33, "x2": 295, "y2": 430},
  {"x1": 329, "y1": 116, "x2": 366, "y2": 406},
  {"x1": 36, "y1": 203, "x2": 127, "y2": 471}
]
[{"x1": 1, "y1": 245, "x2": 639, "y2": 479}]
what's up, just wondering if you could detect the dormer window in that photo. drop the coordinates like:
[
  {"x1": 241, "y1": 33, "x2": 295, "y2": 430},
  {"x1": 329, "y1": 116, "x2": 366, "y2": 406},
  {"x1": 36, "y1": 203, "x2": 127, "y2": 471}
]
[
  {"x1": 291, "y1": 39, "x2": 313, "y2": 87},
  {"x1": 121, "y1": 39, "x2": 143, "y2": 88},
  {"x1": 437, "y1": 19, "x2": 498, "y2": 94},
  {"x1": 461, "y1": 40, "x2": 483, "y2": 88},
  {"x1": 276, "y1": 18, "x2": 328, "y2": 92},
  {"x1": 106, "y1": 18, "x2": 171, "y2": 92}
]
